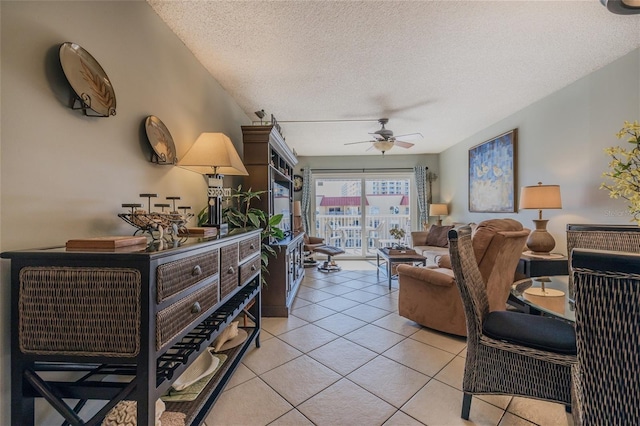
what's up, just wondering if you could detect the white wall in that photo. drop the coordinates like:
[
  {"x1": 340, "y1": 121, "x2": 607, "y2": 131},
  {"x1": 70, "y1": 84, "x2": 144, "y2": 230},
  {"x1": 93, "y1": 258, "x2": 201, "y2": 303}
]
[
  {"x1": 440, "y1": 48, "x2": 640, "y2": 255},
  {"x1": 0, "y1": 1, "x2": 250, "y2": 423}
]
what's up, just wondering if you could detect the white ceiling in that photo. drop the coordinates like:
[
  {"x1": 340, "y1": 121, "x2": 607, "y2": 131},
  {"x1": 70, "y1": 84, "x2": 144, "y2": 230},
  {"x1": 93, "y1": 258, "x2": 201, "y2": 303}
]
[{"x1": 147, "y1": 0, "x2": 640, "y2": 156}]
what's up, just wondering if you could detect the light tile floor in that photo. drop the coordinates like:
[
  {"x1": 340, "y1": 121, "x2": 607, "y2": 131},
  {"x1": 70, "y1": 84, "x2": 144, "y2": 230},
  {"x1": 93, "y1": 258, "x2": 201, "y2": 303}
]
[{"x1": 205, "y1": 261, "x2": 573, "y2": 426}]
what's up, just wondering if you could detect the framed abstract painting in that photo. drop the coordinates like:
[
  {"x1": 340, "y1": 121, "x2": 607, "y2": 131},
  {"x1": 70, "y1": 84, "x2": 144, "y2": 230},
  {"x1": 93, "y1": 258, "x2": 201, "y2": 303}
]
[{"x1": 468, "y1": 129, "x2": 517, "y2": 212}]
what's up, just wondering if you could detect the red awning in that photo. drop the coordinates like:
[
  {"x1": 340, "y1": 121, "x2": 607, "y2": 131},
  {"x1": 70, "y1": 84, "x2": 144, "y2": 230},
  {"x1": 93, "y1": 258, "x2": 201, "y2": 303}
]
[{"x1": 319, "y1": 196, "x2": 368, "y2": 206}]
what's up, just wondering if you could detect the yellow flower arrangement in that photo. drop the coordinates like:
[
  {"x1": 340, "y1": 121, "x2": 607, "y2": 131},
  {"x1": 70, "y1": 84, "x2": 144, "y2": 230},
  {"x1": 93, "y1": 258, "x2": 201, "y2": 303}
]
[{"x1": 601, "y1": 120, "x2": 640, "y2": 224}]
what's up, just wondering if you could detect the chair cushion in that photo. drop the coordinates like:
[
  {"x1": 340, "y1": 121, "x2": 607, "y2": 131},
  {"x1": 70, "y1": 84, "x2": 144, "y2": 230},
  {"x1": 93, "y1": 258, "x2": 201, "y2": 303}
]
[
  {"x1": 483, "y1": 311, "x2": 576, "y2": 355},
  {"x1": 314, "y1": 245, "x2": 345, "y2": 256},
  {"x1": 425, "y1": 225, "x2": 454, "y2": 247}
]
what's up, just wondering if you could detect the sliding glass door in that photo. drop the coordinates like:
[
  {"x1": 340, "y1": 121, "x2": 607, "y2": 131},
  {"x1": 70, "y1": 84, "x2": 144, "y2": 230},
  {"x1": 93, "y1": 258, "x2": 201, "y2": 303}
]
[{"x1": 313, "y1": 173, "x2": 413, "y2": 258}]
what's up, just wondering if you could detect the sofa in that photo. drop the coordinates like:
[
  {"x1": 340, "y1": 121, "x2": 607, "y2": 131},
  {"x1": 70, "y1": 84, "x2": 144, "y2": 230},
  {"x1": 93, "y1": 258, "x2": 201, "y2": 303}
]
[
  {"x1": 398, "y1": 219, "x2": 529, "y2": 336},
  {"x1": 411, "y1": 223, "x2": 473, "y2": 266}
]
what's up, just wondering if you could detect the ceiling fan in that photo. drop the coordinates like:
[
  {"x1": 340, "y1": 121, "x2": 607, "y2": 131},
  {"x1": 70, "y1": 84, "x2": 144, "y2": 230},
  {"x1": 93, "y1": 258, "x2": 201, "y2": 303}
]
[{"x1": 344, "y1": 118, "x2": 423, "y2": 154}]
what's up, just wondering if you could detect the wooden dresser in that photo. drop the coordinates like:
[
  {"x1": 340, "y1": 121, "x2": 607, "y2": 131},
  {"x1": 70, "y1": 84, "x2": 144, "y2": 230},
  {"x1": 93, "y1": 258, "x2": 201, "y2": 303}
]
[{"x1": 2, "y1": 230, "x2": 262, "y2": 425}]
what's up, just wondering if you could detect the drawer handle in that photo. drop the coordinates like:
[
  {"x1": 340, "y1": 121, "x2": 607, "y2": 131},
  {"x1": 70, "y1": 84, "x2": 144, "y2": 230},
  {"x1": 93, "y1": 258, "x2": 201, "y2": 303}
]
[
  {"x1": 191, "y1": 302, "x2": 202, "y2": 314},
  {"x1": 250, "y1": 265, "x2": 257, "y2": 272},
  {"x1": 249, "y1": 243, "x2": 256, "y2": 250},
  {"x1": 192, "y1": 265, "x2": 202, "y2": 277},
  {"x1": 227, "y1": 266, "x2": 235, "y2": 275}
]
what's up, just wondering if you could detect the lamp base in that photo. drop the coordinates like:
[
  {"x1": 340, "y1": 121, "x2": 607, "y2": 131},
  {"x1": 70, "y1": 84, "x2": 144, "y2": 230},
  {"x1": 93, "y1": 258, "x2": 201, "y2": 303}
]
[
  {"x1": 525, "y1": 219, "x2": 556, "y2": 255},
  {"x1": 524, "y1": 287, "x2": 565, "y2": 297}
]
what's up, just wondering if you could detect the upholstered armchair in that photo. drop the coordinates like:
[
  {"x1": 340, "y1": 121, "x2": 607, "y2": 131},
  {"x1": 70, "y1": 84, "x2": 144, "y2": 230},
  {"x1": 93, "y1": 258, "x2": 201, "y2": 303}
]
[{"x1": 397, "y1": 218, "x2": 529, "y2": 336}]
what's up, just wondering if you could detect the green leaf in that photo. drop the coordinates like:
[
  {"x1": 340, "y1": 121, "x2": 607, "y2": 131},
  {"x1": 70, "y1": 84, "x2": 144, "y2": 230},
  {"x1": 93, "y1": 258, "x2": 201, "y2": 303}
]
[{"x1": 269, "y1": 214, "x2": 283, "y2": 227}]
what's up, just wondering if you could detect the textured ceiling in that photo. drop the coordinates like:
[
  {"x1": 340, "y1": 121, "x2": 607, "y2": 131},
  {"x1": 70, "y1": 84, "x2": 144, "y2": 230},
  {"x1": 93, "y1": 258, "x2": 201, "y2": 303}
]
[{"x1": 147, "y1": 0, "x2": 640, "y2": 156}]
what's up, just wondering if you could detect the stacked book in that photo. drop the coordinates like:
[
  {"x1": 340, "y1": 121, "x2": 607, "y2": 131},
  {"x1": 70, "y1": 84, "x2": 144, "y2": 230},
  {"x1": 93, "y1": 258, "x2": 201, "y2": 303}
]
[{"x1": 179, "y1": 227, "x2": 218, "y2": 238}]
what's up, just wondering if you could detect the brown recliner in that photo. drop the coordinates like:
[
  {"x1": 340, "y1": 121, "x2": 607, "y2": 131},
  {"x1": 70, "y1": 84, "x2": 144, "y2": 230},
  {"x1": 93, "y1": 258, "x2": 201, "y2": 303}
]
[{"x1": 397, "y1": 219, "x2": 529, "y2": 336}]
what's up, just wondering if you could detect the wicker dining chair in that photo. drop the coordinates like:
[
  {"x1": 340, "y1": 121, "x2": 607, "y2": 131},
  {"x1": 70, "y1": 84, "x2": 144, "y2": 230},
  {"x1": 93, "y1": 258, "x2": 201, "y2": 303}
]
[
  {"x1": 448, "y1": 226, "x2": 577, "y2": 420},
  {"x1": 566, "y1": 224, "x2": 640, "y2": 298},
  {"x1": 571, "y1": 248, "x2": 640, "y2": 425}
]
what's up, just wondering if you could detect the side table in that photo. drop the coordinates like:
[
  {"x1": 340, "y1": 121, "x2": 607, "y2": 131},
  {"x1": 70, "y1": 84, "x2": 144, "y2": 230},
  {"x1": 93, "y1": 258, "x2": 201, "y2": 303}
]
[
  {"x1": 510, "y1": 252, "x2": 568, "y2": 313},
  {"x1": 515, "y1": 252, "x2": 568, "y2": 280}
]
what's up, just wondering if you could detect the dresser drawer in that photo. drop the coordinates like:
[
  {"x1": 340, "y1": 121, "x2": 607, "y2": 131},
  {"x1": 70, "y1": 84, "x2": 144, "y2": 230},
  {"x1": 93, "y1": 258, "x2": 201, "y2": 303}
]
[
  {"x1": 239, "y1": 255, "x2": 261, "y2": 286},
  {"x1": 156, "y1": 251, "x2": 219, "y2": 303},
  {"x1": 220, "y1": 243, "x2": 239, "y2": 300},
  {"x1": 19, "y1": 266, "x2": 141, "y2": 357},
  {"x1": 156, "y1": 280, "x2": 219, "y2": 350},
  {"x1": 239, "y1": 234, "x2": 261, "y2": 262}
]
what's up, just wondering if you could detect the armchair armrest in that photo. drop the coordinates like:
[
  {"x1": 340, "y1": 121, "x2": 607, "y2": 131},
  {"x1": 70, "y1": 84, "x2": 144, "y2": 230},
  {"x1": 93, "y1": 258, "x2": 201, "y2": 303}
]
[
  {"x1": 306, "y1": 236, "x2": 324, "y2": 244},
  {"x1": 304, "y1": 234, "x2": 326, "y2": 251},
  {"x1": 436, "y1": 254, "x2": 452, "y2": 269},
  {"x1": 396, "y1": 264, "x2": 455, "y2": 287}
]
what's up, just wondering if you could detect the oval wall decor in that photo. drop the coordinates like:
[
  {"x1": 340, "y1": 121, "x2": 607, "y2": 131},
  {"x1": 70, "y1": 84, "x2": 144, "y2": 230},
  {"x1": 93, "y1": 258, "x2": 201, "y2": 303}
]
[
  {"x1": 145, "y1": 116, "x2": 177, "y2": 165},
  {"x1": 59, "y1": 42, "x2": 116, "y2": 117}
]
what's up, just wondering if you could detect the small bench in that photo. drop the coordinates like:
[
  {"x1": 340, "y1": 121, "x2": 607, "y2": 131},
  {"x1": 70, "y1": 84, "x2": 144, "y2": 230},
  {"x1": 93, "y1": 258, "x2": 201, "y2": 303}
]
[{"x1": 314, "y1": 245, "x2": 345, "y2": 272}]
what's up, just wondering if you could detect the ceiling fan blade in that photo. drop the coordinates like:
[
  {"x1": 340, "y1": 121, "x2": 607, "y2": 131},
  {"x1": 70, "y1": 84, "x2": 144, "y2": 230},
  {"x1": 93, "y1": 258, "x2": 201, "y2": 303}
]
[
  {"x1": 366, "y1": 144, "x2": 376, "y2": 152},
  {"x1": 344, "y1": 140, "x2": 375, "y2": 146},
  {"x1": 392, "y1": 132, "x2": 423, "y2": 141},
  {"x1": 394, "y1": 140, "x2": 414, "y2": 149},
  {"x1": 367, "y1": 133, "x2": 385, "y2": 141}
]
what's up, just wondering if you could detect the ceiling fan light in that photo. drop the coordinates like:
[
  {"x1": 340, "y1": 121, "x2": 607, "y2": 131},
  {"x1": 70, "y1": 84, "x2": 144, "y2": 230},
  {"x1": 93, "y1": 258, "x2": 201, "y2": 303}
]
[
  {"x1": 601, "y1": 0, "x2": 640, "y2": 14},
  {"x1": 373, "y1": 140, "x2": 394, "y2": 153}
]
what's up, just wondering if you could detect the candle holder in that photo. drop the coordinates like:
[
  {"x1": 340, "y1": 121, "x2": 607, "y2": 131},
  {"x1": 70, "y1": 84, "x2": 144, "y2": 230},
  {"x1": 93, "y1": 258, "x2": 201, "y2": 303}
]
[{"x1": 118, "y1": 194, "x2": 193, "y2": 242}]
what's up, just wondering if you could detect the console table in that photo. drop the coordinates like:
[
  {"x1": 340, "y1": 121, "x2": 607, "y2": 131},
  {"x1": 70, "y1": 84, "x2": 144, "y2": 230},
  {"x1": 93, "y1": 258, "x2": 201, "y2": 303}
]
[{"x1": 2, "y1": 230, "x2": 262, "y2": 425}]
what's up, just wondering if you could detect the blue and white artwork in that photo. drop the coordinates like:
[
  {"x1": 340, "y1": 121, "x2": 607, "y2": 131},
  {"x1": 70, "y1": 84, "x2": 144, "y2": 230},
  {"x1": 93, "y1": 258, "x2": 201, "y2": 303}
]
[{"x1": 468, "y1": 130, "x2": 517, "y2": 212}]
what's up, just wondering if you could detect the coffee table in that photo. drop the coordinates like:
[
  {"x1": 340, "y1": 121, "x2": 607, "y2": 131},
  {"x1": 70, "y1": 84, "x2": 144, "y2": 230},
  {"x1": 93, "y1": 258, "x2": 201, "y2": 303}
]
[{"x1": 376, "y1": 247, "x2": 427, "y2": 289}]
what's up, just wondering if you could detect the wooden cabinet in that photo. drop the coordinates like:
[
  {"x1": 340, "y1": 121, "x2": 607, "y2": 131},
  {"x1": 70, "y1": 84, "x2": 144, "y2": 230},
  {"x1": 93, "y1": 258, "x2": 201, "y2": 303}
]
[
  {"x1": 262, "y1": 232, "x2": 306, "y2": 317},
  {"x1": 241, "y1": 125, "x2": 304, "y2": 316},
  {"x1": 2, "y1": 230, "x2": 262, "y2": 425}
]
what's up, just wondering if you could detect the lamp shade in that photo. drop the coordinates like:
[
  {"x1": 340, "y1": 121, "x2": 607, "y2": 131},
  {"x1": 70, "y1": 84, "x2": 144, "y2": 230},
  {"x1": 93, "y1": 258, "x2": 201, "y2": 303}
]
[
  {"x1": 429, "y1": 203, "x2": 448, "y2": 216},
  {"x1": 178, "y1": 133, "x2": 248, "y2": 176},
  {"x1": 519, "y1": 183, "x2": 562, "y2": 210},
  {"x1": 293, "y1": 200, "x2": 302, "y2": 217},
  {"x1": 373, "y1": 140, "x2": 394, "y2": 153}
]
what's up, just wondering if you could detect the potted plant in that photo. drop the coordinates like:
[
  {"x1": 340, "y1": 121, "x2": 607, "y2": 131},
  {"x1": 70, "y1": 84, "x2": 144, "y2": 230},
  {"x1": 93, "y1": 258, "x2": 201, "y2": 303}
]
[
  {"x1": 199, "y1": 186, "x2": 284, "y2": 286},
  {"x1": 389, "y1": 227, "x2": 407, "y2": 249},
  {"x1": 601, "y1": 120, "x2": 640, "y2": 224}
]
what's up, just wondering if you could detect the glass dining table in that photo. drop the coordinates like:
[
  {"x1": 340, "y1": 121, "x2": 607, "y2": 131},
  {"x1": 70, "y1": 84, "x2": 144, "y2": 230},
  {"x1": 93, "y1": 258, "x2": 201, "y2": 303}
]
[{"x1": 510, "y1": 275, "x2": 575, "y2": 323}]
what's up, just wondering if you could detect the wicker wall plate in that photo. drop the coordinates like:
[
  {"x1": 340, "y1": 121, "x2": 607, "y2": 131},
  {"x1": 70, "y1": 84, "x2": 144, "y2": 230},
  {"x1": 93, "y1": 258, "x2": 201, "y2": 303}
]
[
  {"x1": 59, "y1": 42, "x2": 116, "y2": 117},
  {"x1": 145, "y1": 116, "x2": 177, "y2": 165}
]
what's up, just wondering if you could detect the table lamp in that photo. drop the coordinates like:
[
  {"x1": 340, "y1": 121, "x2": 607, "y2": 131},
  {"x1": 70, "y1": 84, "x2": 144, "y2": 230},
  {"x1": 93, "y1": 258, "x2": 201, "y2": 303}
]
[
  {"x1": 293, "y1": 200, "x2": 303, "y2": 233},
  {"x1": 519, "y1": 182, "x2": 562, "y2": 255},
  {"x1": 178, "y1": 133, "x2": 248, "y2": 235},
  {"x1": 429, "y1": 203, "x2": 448, "y2": 226}
]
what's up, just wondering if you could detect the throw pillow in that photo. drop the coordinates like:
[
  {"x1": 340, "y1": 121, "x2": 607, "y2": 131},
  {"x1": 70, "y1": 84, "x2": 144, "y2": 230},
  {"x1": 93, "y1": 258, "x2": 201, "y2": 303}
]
[{"x1": 425, "y1": 225, "x2": 454, "y2": 247}]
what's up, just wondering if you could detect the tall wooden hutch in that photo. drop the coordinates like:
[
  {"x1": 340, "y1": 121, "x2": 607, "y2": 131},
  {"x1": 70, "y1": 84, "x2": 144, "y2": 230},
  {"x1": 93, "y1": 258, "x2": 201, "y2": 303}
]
[{"x1": 242, "y1": 125, "x2": 305, "y2": 317}]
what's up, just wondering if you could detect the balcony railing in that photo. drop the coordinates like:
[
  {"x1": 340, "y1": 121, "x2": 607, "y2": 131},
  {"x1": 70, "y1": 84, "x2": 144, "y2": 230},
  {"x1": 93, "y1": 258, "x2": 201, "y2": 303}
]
[{"x1": 314, "y1": 214, "x2": 411, "y2": 257}]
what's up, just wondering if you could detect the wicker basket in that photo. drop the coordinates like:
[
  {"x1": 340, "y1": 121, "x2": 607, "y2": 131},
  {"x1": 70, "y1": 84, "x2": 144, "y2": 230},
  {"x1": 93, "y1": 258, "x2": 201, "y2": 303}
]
[{"x1": 19, "y1": 266, "x2": 141, "y2": 357}]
